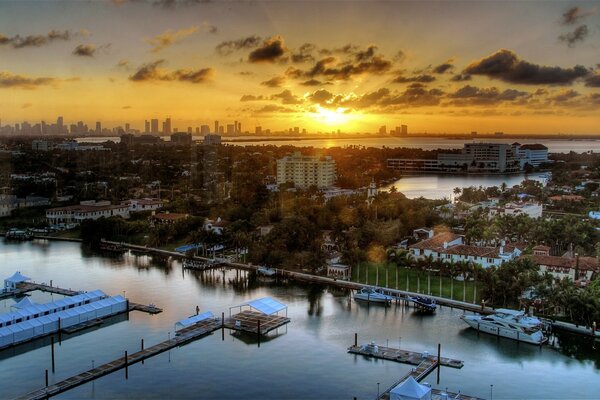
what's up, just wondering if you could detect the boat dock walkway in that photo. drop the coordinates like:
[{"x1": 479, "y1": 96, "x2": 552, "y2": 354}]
[
  {"x1": 15, "y1": 319, "x2": 221, "y2": 400},
  {"x1": 348, "y1": 344, "x2": 464, "y2": 369},
  {"x1": 17, "y1": 283, "x2": 162, "y2": 315},
  {"x1": 223, "y1": 310, "x2": 290, "y2": 334}
]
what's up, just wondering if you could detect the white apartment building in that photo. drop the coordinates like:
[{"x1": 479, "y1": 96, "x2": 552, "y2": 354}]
[
  {"x1": 46, "y1": 200, "x2": 130, "y2": 225},
  {"x1": 513, "y1": 143, "x2": 549, "y2": 167},
  {"x1": 276, "y1": 152, "x2": 336, "y2": 189},
  {"x1": 489, "y1": 202, "x2": 543, "y2": 219}
]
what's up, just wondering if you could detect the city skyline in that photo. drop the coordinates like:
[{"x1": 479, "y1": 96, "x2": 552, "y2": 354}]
[{"x1": 1, "y1": 1, "x2": 600, "y2": 134}]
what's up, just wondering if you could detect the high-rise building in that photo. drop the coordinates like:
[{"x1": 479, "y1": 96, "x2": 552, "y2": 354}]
[
  {"x1": 144, "y1": 120, "x2": 150, "y2": 133},
  {"x1": 164, "y1": 117, "x2": 172, "y2": 134},
  {"x1": 378, "y1": 125, "x2": 386, "y2": 135},
  {"x1": 151, "y1": 119, "x2": 159, "y2": 134},
  {"x1": 255, "y1": 126, "x2": 262, "y2": 135},
  {"x1": 214, "y1": 121, "x2": 219, "y2": 134},
  {"x1": 95, "y1": 121, "x2": 101, "y2": 133},
  {"x1": 218, "y1": 126, "x2": 224, "y2": 134},
  {"x1": 226, "y1": 124, "x2": 235, "y2": 135},
  {"x1": 57, "y1": 117, "x2": 63, "y2": 133},
  {"x1": 200, "y1": 125, "x2": 210, "y2": 135},
  {"x1": 401, "y1": 125, "x2": 408, "y2": 135},
  {"x1": 276, "y1": 151, "x2": 336, "y2": 189},
  {"x1": 125, "y1": 123, "x2": 130, "y2": 132},
  {"x1": 237, "y1": 122, "x2": 242, "y2": 134}
]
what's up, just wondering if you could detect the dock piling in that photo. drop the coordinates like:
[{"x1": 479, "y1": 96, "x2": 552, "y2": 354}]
[
  {"x1": 257, "y1": 319, "x2": 261, "y2": 347},
  {"x1": 51, "y1": 337, "x2": 55, "y2": 373},
  {"x1": 124, "y1": 351, "x2": 128, "y2": 380},
  {"x1": 221, "y1": 312, "x2": 225, "y2": 341},
  {"x1": 437, "y1": 343, "x2": 441, "y2": 384},
  {"x1": 45, "y1": 369, "x2": 48, "y2": 388},
  {"x1": 354, "y1": 332, "x2": 357, "y2": 347}
]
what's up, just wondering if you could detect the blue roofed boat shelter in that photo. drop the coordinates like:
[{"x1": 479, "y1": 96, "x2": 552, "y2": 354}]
[{"x1": 229, "y1": 297, "x2": 288, "y2": 317}]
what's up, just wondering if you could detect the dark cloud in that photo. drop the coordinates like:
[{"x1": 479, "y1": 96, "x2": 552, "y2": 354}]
[
  {"x1": 72, "y1": 44, "x2": 109, "y2": 57},
  {"x1": 215, "y1": 35, "x2": 261, "y2": 56},
  {"x1": 450, "y1": 73, "x2": 471, "y2": 82},
  {"x1": 464, "y1": 49, "x2": 589, "y2": 85},
  {"x1": 122, "y1": 105, "x2": 132, "y2": 109},
  {"x1": 393, "y1": 50, "x2": 406, "y2": 62},
  {"x1": 129, "y1": 59, "x2": 213, "y2": 83},
  {"x1": 303, "y1": 54, "x2": 392, "y2": 81},
  {"x1": 308, "y1": 89, "x2": 334, "y2": 104},
  {"x1": 152, "y1": 0, "x2": 211, "y2": 9},
  {"x1": 300, "y1": 79, "x2": 322, "y2": 86},
  {"x1": 270, "y1": 89, "x2": 302, "y2": 104},
  {"x1": 240, "y1": 94, "x2": 266, "y2": 101},
  {"x1": 248, "y1": 36, "x2": 287, "y2": 63},
  {"x1": 0, "y1": 30, "x2": 72, "y2": 49},
  {"x1": 253, "y1": 104, "x2": 296, "y2": 114},
  {"x1": 260, "y1": 76, "x2": 285, "y2": 88},
  {"x1": 22, "y1": 103, "x2": 32, "y2": 109},
  {"x1": 585, "y1": 73, "x2": 600, "y2": 87},
  {"x1": 558, "y1": 25, "x2": 589, "y2": 47},
  {"x1": 448, "y1": 85, "x2": 529, "y2": 105},
  {"x1": 0, "y1": 71, "x2": 57, "y2": 89},
  {"x1": 239, "y1": 71, "x2": 254, "y2": 76},
  {"x1": 392, "y1": 74, "x2": 436, "y2": 83},
  {"x1": 355, "y1": 45, "x2": 378, "y2": 62},
  {"x1": 549, "y1": 89, "x2": 579, "y2": 102},
  {"x1": 318, "y1": 44, "x2": 360, "y2": 56},
  {"x1": 291, "y1": 43, "x2": 316, "y2": 63},
  {"x1": 433, "y1": 62, "x2": 454, "y2": 74},
  {"x1": 561, "y1": 6, "x2": 595, "y2": 25}
]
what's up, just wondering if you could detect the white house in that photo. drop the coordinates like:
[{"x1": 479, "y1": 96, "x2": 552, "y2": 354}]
[
  {"x1": 409, "y1": 232, "x2": 522, "y2": 268},
  {"x1": 121, "y1": 198, "x2": 163, "y2": 213},
  {"x1": 46, "y1": 201, "x2": 130, "y2": 225},
  {"x1": 489, "y1": 202, "x2": 543, "y2": 219}
]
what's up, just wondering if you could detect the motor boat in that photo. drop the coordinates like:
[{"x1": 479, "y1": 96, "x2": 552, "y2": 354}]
[
  {"x1": 354, "y1": 287, "x2": 394, "y2": 304},
  {"x1": 460, "y1": 308, "x2": 547, "y2": 345},
  {"x1": 257, "y1": 266, "x2": 276, "y2": 277},
  {"x1": 409, "y1": 296, "x2": 437, "y2": 312}
]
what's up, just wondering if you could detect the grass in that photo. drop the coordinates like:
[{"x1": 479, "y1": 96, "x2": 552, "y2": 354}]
[{"x1": 351, "y1": 262, "x2": 482, "y2": 304}]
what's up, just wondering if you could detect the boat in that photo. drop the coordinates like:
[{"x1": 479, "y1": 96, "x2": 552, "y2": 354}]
[
  {"x1": 353, "y1": 287, "x2": 394, "y2": 304},
  {"x1": 460, "y1": 308, "x2": 547, "y2": 345},
  {"x1": 4, "y1": 229, "x2": 33, "y2": 241},
  {"x1": 409, "y1": 296, "x2": 437, "y2": 312},
  {"x1": 257, "y1": 266, "x2": 276, "y2": 277}
]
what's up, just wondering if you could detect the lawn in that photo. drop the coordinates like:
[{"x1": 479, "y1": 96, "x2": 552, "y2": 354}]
[{"x1": 351, "y1": 262, "x2": 482, "y2": 304}]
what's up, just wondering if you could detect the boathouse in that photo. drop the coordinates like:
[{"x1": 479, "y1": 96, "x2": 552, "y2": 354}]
[
  {"x1": 390, "y1": 376, "x2": 432, "y2": 400},
  {"x1": 175, "y1": 311, "x2": 216, "y2": 332},
  {"x1": 3, "y1": 271, "x2": 31, "y2": 292}
]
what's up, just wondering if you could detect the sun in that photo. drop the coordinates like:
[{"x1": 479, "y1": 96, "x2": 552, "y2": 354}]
[{"x1": 311, "y1": 105, "x2": 351, "y2": 127}]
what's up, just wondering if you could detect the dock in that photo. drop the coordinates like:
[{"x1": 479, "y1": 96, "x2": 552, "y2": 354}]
[
  {"x1": 348, "y1": 344, "x2": 464, "y2": 369},
  {"x1": 15, "y1": 319, "x2": 221, "y2": 400},
  {"x1": 16, "y1": 282, "x2": 163, "y2": 314},
  {"x1": 223, "y1": 310, "x2": 290, "y2": 334}
]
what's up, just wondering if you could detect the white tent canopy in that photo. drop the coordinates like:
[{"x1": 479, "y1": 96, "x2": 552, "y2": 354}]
[
  {"x1": 175, "y1": 311, "x2": 215, "y2": 331},
  {"x1": 238, "y1": 297, "x2": 287, "y2": 316},
  {"x1": 12, "y1": 297, "x2": 35, "y2": 309},
  {"x1": 4, "y1": 271, "x2": 31, "y2": 290},
  {"x1": 390, "y1": 377, "x2": 432, "y2": 400}
]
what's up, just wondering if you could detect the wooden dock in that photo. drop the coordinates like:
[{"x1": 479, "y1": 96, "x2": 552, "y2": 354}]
[
  {"x1": 15, "y1": 319, "x2": 221, "y2": 400},
  {"x1": 16, "y1": 282, "x2": 163, "y2": 314},
  {"x1": 223, "y1": 310, "x2": 290, "y2": 334},
  {"x1": 348, "y1": 344, "x2": 464, "y2": 369}
]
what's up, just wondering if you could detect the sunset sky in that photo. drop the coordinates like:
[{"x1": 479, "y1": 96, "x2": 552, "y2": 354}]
[{"x1": 1, "y1": 0, "x2": 600, "y2": 134}]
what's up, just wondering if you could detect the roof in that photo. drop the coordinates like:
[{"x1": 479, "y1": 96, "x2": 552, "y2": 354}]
[
  {"x1": 408, "y1": 232, "x2": 462, "y2": 251},
  {"x1": 533, "y1": 245, "x2": 551, "y2": 251},
  {"x1": 390, "y1": 376, "x2": 431, "y2": 398},
  {"x1": 175, "y1": 311, "x2": 215, "y2": 329},
  {"x1": 150, "y1": 212, "x2": 188, "y2": 220},
  {"x1": 47, "y1": 204, "x2": 127, "y2": 213},
  {"x1": 123, "y1": 198, "x2": 162, "y2": 206},
  {"x1": 12, "y1": 297, "x2": 35, "y2": 309},
  {"x1": 531, "y1": 255, "x2": 598, "y2": 271},
  {"x1": 520, "y1": 144, "x2": 548, "y2": 151},
  {"x1": 241, "y1": 297, "x2": 287, "y2": 315},
  {"x1": 5, "y1": 271, "x2": 31, "y2": 283}
]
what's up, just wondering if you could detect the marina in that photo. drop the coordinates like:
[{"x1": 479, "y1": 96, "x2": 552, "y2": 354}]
[{"x1": 0, "y1": 240, "x2": 599, "y2": 399}]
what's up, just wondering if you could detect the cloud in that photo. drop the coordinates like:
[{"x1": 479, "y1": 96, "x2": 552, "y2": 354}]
[
  {"x1": 240, "y1": 94, "x2": 266, "y2": 101},
  {"x1": 549, "y1": 89, "x2": 579, "y2": 102},
  {"x1": 122, "y1": 105, "x2": 132, "y2": 109},
  {"x1": 248, "y1": 36, "x2": 287, "y2": 63},
  {"x1": 318, "y1": 44, "x2": 360, "y2": 56},
  {"x1": 260, "y1": 76, "x2": 285, "y2": 88},
  {"x1": 215, "y1": 35, "x2": 261, "y2": 56},
  {"x1": 464, "y1": 49, "x2": 589, "y2": 85},
  {"x1": 291, "y1": 43, "x2": 316, "y2": 63},
  {"x1": 450, "y1": 73, "x2": 471, "y2": 82},
  {"x1": 146, "y1": 26, "x2": 198, "y2": 53},
  {"x1": 447, "y1": 84, "x2": 529, "y2": 105},
  {"x1": 300, "y1": 50, "x2": 392, "y2": 81},
  {"x1": 270, "y1": 89, "x2": 302, "y2": 104},
  {"x1": 585, "y1": 73, "x2": 600, "y2": 87},
  {"x1": 253, "y1": 104, "x2": 296, "y2": 114},
  {"x1": 0, "y1": 29, "x2": 72, "y2": 49},
  {"x1": 558, "y1": 25, "x2": 589, "y2": 47},
  {"x1": 129, "y1": 59, "x2": 213, "y2": 83},
  {"x1": 433, "y1": 62, "x2": 454, "y2": 74},
  {"x1": 0, "y1": 71, "x2": 57, "y2": 89},
  {"x1": 22, "y1": 103, "x2": 32, "y2": 109},
  {"x1": 201, "y1": 21, "x2": 217, "y2": 34},
  {"x1": 117, "y1": 59, "x2": 129, "y2": 67},
  {"x1": 393, "y1": 50, "x2": 406, "y2": 62},
  {"x1": 153, "y1": 0, "x2": 211, "y2": 9},
  {"x1": 561, "y1": 6, "x2": 595, "y2": 25},
  {"x1": 392, "y1": 74, "x2": 435, "y2": 83},
  {"x1": 300, "y1": 79, "x2": 322, "y2": 86},
  {"x1": 72, "y1": 43, "x2": 110, "y2": 57}
]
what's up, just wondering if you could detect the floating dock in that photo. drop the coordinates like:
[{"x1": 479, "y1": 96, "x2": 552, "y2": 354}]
[
  {"x1": 15, "y1": 319, "x2": 221, "y2": 400},
  {"x1": 223, "y1": 310, "x2": 290, "y2": 334}
]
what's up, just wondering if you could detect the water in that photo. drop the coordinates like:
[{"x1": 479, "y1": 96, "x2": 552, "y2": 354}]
[
  {"x1": 75, "y1": 136, "x2": 600, "y2": 154},
  {"x1": 384, "y1": 173, "x2": 550, "y2": 200},
  {"x1": 0, "y1": 240, "x2": 598, "y2": 399}
]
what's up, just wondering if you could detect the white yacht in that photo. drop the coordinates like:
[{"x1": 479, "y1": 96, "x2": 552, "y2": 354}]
[
  {"x1": 460, "y1": 308, "x2": 547, "y2": 345},
  {"x1": 354, "y1": 287, "x2": 394, "y2": 304}
]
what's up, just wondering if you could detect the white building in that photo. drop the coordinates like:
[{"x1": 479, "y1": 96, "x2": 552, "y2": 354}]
[
  {"x1": 276, "y1": 151, "x2": 336, "y2": 189},
  {"x1": 531, "y1": 247, "x2": 598, "y2": 284},
  {"x1": 0, "y1": 195, "x2": 50, "y2": 218},
  {"x1": 409, "y1": 232, "x2": 522, "y2": 268},
  {"x1": 121, "y1": 198, "x2": 163, "y2": 213},
  {"x1": 513, "y1": 143, "x2": 549, "y2": 167},
  {"x1": 46, "y1": 201, "x2": 130, "y2": 225},
  {"x1": 489, "y1": 202, "x2": 543, "y2": 219},
  {"x1": 31, "y1": 140, "x2": 52, "y2": 151}
]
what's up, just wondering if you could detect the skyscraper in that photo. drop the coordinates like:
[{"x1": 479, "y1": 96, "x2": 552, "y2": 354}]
[
  {"x1": 151, "y1": 119, "x2": 159, "y2": 134},
  {"x1": 201, "y1": 125, "x2": 210, "y2": 135},
  {"x1": 95, "y1": 121, "x2": 101, "y2": 134},
  {"x1": 145, "y1": 120, "x2": 150, "y2": 133},
  {"x1": 226, "y1": 124, "x2": 235, "y2": 135},
  {"x1": 214, "y1": 120, "x2": 219, "y2": 134},
  {"x1": 165, "y1": 117, "x2": 171, "y2": 134},
  {"x1": 401, "y1": 125, "x2": 408, "y2": 135}
]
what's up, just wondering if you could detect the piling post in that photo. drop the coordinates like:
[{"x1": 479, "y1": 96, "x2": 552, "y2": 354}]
[
  {"x1": 124, "y1": 350, "x2": 128, "y2": 379},
  {"x1": 45, "y1": 369, "x2": 49, "y2": 387},
  {"x1": 436, "y1": 343, "x2": 441, "y2": 384},
  {"x1": 58, "y1": 317, "x2": 62, "y2": 344},
  {"x1": 257, "y1": 319, "x2": 261, "y2": 348},
  {"x1": 51, "y1": 336, "x2": 55, "y2": 373},
  {"x1": 354, "y1": 332, "x2": 358, "y2": 347},
  {"x1": 221, "y1": 312, "x2": 225, "y2": 341},
  {"x1": 141, "y1": 338, "x2": 145, "y2": 364}
]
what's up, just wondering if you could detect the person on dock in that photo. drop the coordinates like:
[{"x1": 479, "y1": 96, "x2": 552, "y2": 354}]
[{"x1": 196, "y1": 305, "x2": 200, "y2": 315}]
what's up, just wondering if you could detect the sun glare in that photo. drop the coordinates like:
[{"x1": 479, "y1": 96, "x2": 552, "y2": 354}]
[{"x1": 311, "y1": 106, "x2": 351, "y2": 127}]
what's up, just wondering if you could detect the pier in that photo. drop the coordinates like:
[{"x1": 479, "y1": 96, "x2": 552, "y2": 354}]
[
  {"x1": 223, "y1": 310, "x2": 290, "y2": 334},
  {"x1": 16, "y1": 318, "x2": 221, "y2": 400}
]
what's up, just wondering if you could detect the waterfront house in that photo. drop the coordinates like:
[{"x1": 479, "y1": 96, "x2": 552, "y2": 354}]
[
  {"x1": 46, "y1": 201, "x2": 130, "y2": 225},
  {"x1": 489, "y1": 202, "x2": 543, "y2": 219},
  {"x1": 326, "y1": 263, "x2": 351, "y2": 280},
  {"x1": 528, "y1": 246, "x2": 598, "y2": 284},
  {"x1": 409, "y1": 232, "x2": 523, "y2": 268},
  {"x1": 204, "y1": 217, "x2": 227, "y2": 235},
  {"x1": 149, "y1": 212, "x2": 189, "y2": 226},
  {"x1": 121, "y1": 198, "x2": 163, "y2": 213}
]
